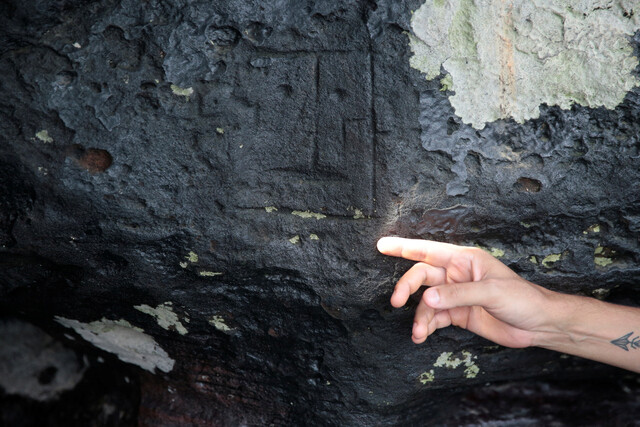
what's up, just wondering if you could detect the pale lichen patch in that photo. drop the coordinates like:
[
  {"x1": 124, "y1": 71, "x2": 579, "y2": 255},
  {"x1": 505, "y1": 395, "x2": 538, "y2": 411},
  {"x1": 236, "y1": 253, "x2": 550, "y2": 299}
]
[
  {"x1": 418, "y1": 370, "x2": 435, "y2": 384},
  {"x1": 409, "y1": 0, "x2": 640, "y2": 129},
  {"x1": 353, "y1": 208, "x2": 365, "y2": 220},
  {"x1": 170, "y1": 84, "x2": 194, "y2": 98},
  {"x1": 216, "y1": 127, "x2": 224, "y2": 135},
  {"x1": 434, "y1": 350, "x2": 480, "y2": 379},
  {"x1": 541, "y1": 253, "x2": 562, "y2": 268},
  {"x1": 36, "y1": 130, "x2": 53, "y2": 143},
  {"x1": 187, "y1": 251, "x2": 199, "y2": 263},
  {"x1": 199, "y1": 270, "x2": 223, "y2": 277},
  {"x1": 289, "y1": 235, "x2": 300, "y2": 245},
  {"x1": 583, "y1": 224, "x2": 601, "y2": 234},
  {"x1": 209, "y1": 315, "x2": 233, "y2": 333},
  {"x1": 594, "y1": 246, "x2": 615, "y2": 267},
  {"x1": 134, "y1": 302, "x2": 188, "y2": 335},
  {"x1": 309, "y1": 233, "x2": 320, "y2": 241},
  {"x1": 54, "y1": 316, "x2": 174, "y2": 373},
  {"x1": 292, "y1": 210, "x2": 326, "y2": 220},
  {"x1": 265, "y1": 206, "x2": 278, "y2": 213}
]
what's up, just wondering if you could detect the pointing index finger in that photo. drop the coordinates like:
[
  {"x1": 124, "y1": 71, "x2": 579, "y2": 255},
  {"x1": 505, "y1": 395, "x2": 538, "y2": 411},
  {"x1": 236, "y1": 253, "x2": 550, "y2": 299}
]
[{"x1": 377, "y1": 237, "x2": 459, "y2": 268}]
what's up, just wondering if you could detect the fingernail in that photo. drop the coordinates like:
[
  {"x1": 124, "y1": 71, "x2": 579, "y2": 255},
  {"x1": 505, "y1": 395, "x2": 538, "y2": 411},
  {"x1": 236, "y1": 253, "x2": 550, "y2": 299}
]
[{"x1": 427, "y1": 289, "x2": 440, "y2": 305}]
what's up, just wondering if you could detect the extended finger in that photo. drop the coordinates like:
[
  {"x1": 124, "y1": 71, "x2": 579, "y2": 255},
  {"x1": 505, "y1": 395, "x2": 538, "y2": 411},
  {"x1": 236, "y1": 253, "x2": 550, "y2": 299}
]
[
  {"x1": 377, "y1": 237, "x2": 465, "y2": 268},
  {"x1": 391, "y1": 262, "x2": 446, "y2": 308}
]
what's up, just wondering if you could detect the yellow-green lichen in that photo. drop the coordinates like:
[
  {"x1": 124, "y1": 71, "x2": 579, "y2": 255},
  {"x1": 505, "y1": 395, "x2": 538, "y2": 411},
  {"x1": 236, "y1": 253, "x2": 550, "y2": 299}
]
[
  {"x1": 433, "y1": 350, "x2": 480, "y2": 379},
  {"x1": 594, "y1": 246, "x2": 615, "y2": 267},
  {"x1": 35, "y1": 130, "x2": 53, "y2": 143},
  {"x1": 265, "y1": 206, "x2": 278, "y2": 213},
  {"x1": 208, "y1": 315, "x2": 232, "y2": 333},
  {"x1": 541, "y1": 253, "x2": 562, "y2": 268},
  {"x1": 187, "y1": 251, "x2": 198, "y2": 263},
  {"x1": 419, "y1": 370, "x2": 435, "y2": 384},
  {"x1": 289, "y1": 235, "x2": 300, "y2": 245},
  {"x1": 353, "y1": 208, "x2": 365, "y2": 220},
  {"x1": 170, "y1": 84, "x2": 194, "y2": 98},
  {"x1": 520, "y1": 222, "x2": 532, "y2": 228},
  {"x1": 464, "y1": 364, "x2": 480, "y2": 378},
  {"x1": 529, "y1": 255, "x2": 537, "y2": 264},
  {"x1": 583, "y1": 224, "x2": 600, "y2": 234},
  {"x1": 216, "y1": 127, "x2": 224, "y2": 135},
  {"x1": 488, "y1": 247, "x2": 504, "y2": 258},
  {"x1": 440, "y1": 74, "x2": 453, "y2": 91},
  {"x1": 199, "y1": 271, "x2": 223, "y2": 277},
  {"x1": 309, "y1": 234, "x2": 319, "y2": 241},
  {"x1": 292, "y1": 210, "x2": 326, "y2": 220}
]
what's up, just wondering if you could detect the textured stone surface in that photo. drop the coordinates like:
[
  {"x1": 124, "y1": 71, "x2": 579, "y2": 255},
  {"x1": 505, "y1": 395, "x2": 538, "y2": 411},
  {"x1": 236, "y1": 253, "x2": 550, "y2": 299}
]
[{"x1": 1, "y1": 0, "x2": 640, "y2": 424}]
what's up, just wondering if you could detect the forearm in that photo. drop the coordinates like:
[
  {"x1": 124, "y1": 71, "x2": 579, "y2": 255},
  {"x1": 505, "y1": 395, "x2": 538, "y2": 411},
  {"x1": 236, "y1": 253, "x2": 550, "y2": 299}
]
[{"x1": 534, "y1": 292, "x2": 640, "y2": 373}]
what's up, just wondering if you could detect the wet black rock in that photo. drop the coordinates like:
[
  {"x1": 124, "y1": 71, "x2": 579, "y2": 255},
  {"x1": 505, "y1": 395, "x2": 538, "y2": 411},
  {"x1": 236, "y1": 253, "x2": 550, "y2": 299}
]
[{"x1": 1, "y1": 0, "x2": 640, "y2": 424}]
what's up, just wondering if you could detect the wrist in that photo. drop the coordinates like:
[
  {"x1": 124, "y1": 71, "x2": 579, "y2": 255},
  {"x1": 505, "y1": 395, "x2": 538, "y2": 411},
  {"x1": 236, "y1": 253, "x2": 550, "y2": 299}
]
[{"x1": 531, "y1": 291, "x2": 607, "y2": 350}]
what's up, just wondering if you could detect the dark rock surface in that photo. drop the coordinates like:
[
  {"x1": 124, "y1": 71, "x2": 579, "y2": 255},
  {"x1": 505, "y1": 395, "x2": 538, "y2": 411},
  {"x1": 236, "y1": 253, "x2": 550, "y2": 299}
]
[{"x1": 1, "y1": 0, "x2": 640, "y2": 424}]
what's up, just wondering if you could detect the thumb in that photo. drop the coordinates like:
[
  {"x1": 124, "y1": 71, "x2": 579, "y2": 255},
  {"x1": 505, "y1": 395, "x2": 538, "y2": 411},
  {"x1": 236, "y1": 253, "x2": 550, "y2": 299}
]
[{"x1": 424, "y1": 280, "x2": 499, "y2": 311}]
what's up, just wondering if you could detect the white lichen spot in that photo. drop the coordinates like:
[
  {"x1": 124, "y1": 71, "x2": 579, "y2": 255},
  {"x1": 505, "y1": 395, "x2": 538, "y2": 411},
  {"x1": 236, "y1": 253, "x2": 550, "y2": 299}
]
[
  {"x1": 208, "y1": 315, "x2": 233, "y2": 333},
  {"x1": 289, "y1": 235, "x2": 300, "y2": 245},
  {"x1": 419, "y1": 370, "x2": 435, "y2": 384},
  {"x1": 265, "y1": 206, "x2": 278, "y2": 213},
  {"x1": 36, "y1": 130, "x2": 53, "y2": 143},
  {"x1": 170, "y1": 84, "x2": 194, "y2": 98},
  {"x1": 134, "y1": 302, "x2": 188, "y2": 335},
  {"x1": 353, "y1": 208, "x2": 365, "y2": 219},
  {"x1": 309, "y1": 234, "x2": 320, "y2": 241},
  {"x1": 199, "y1": 271, "x2": 223, "y2": 277},
  {"x1": 409, "y1": 0, "x2": 640, "y2": 129},
  {"x1": 292, "y1": 210, "x2": 326, "y2": 220},
  {"x1": 37, "y1": 166, "x2": 48, "y2": 175},
  {"x1": 541, "y1": 253, "x2": 562, "y2": 268},
  {"x1": 179, "y1": 261, "x2": 188, "y2": 269},
  {"x1": 54, "y1": 316, "x2": 174, "y2": 373},
  {"x1": 216, "y1": 127, "x2": 225, "y2": 135},
  {"x1": 72, "y1": 42, "x2": 81, "y2": 48}
]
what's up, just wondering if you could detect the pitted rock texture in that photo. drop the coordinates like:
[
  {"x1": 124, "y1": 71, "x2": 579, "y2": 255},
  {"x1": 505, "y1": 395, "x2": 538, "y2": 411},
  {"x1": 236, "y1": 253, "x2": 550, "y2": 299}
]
[{"x1": 1, "y1": 0, "x2": 640, "y2": 424}]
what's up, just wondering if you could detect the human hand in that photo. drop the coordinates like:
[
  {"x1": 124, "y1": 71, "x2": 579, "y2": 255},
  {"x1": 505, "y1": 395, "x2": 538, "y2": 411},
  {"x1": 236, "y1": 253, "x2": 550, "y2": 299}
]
[{"x1": 377, "y1": 237, "x2": 563, "y2": 348}]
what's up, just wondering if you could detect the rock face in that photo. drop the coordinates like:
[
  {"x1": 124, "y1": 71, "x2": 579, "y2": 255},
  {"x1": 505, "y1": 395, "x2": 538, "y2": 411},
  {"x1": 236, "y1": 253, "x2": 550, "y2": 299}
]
[{"x1": 1, "y1": 0, "x2": 640, "y2": 424}]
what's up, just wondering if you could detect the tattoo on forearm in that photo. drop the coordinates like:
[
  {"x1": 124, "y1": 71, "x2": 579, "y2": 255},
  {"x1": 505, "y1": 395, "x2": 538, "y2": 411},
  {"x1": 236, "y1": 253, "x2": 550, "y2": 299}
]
[{"x1": 611, "y1": 332, "x2": 640, "y2": 351}]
